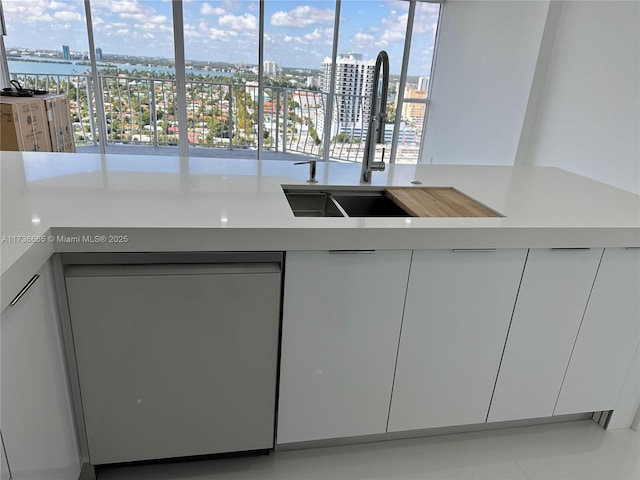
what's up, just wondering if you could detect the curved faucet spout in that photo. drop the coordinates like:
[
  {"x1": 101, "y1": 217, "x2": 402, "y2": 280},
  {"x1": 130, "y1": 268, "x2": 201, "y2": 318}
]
[{"x1": 361, "y1": 50, "x2": 390, "y2": 183}]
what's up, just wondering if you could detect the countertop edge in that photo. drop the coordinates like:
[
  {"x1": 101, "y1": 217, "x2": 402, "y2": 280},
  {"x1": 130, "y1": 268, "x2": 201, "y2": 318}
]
[{"x1": 3, "y1": 224, "x2": 639, "y2": 312}]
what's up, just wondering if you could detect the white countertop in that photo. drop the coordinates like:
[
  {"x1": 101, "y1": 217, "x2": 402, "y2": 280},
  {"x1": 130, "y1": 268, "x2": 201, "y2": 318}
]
[{"x1": 2, "y1": 151, "x2": 639, "y2": 310}]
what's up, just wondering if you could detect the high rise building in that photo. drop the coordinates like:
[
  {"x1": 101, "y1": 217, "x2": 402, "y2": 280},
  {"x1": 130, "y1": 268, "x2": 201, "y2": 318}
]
[
  {"x1": 62, "y1": 45, "x2": 70, "y2": 61},
  {"x1": 96, "y1": 48, "x2": 103, "y2": 61},
  {"x1": 417, "y1": 76, "x2": 429, "y2": 92},
  {"x1": 399, "y1": 85, "x2": 427, "y2": 125},
  {"x1": 321, "y1": 53, "x2": 376, "y2": 134},
  {"x1": 264, "y1": 60, "x2": 277, "y2": 76},
  {"x1": 306, "y1": 76, "x2": 321, "y2": 89}
]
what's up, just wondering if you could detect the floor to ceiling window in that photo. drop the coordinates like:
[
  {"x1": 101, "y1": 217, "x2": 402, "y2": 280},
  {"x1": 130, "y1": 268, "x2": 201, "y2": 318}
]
[
  {"x1": 263, "y1": 1, "x2": 335, "y2": 160},
  {"x1": 89, "y1": 0, "x2": 176, "y2": 153},
  {"x1": 398, "y1": 0, "x2": 441, "y2": 164},
  {"x1": 182, "y1": 0, "x2": 260, "y2": 159},
  {"x1": 2, "y1": 0, "x2": 441, "y2": 164},
  {"x1": 328, "y1": 1, "x2": 409, "y2": 163}
]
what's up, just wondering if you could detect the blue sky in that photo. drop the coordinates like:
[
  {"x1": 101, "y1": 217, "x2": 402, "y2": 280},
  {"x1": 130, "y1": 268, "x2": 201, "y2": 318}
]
[{"x1": 3, "y1": 0, "x2": 439, "y2": 74}]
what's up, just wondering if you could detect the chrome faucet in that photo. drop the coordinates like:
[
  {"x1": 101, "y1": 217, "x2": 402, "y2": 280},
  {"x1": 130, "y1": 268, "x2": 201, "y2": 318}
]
[{"x1": 361, "y1": 51, "x2": 389, "y2": 183}]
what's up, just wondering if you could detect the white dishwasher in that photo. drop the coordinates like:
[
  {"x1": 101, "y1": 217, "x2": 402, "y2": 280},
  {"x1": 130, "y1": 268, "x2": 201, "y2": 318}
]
[{"x1": 63, "y1": 252, "x2": 282, "y2": 466}]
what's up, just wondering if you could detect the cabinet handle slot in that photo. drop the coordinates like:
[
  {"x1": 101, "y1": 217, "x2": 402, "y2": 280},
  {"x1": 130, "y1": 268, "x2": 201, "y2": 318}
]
[
  {"x1": 10, "y1": 274, "x2": 40, "y2": 306},
  {"x1": 328, "y1": 250, "x2": 376, "y2": 254},
  {"x1": 451, "y1": 249, "x2": 497, "y2": 253}
]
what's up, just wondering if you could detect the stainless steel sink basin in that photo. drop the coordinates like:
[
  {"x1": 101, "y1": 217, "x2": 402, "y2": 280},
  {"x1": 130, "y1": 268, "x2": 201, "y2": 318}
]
[
  {"x1": 285, "y1": 191, "x2": 344, "y2": 217},
  {"x1": 283, "y1": 187, "x2": 410, "y2": 218}
]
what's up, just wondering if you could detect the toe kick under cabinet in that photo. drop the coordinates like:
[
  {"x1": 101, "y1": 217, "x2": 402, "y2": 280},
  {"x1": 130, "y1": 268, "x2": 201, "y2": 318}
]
[{"x1": 63, "y1": 253, "x2": 283, "y2": 466}]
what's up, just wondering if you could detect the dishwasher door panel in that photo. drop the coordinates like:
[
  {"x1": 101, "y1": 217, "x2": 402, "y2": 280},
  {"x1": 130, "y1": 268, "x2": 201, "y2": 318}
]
[{"x1": 65, "y1": 266, "x2": 281, "y2": 465}]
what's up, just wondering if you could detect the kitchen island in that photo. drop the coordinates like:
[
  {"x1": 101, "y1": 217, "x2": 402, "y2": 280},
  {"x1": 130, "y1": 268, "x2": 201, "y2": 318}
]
[{"x1": 1, "y1": 151, "x2": 639, "y2": 476}]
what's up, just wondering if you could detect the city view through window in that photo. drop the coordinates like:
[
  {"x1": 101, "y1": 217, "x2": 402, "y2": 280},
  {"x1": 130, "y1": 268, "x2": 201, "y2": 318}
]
[{"x1": 3, "y1": 0, "x2": 440, "y2": 163}]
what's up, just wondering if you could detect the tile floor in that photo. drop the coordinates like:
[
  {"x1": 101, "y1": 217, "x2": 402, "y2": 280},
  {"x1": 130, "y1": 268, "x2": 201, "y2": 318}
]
[{"x1": 97, "y1": 420, "x2": 639, "y2": 480}]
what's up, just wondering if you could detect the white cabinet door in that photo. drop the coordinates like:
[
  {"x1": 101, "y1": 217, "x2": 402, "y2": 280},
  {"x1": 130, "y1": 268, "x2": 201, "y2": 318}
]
[
  {"x1": 555, "y1": 248, "x2": 640, "y2": 415},
  {"x1": 488, "y1": 248, "x2": 603, "y2": 422},
  {"x1": 277, "y1": 250, "x2": 411, "y2": 444},
  {"x1": 1, "y1": 261, "x2": 80, "y2": 480},
  {"x1": 388, "y1": 249, "x2": 527, "y2": 432},
  {"x1": 607, "y1": 343, "x2": 640, "y2": 429}
]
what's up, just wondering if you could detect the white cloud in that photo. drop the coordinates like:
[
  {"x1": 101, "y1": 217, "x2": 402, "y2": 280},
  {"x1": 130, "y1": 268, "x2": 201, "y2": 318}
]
[
  {"x1": 376, "y1": 12, "x2": 408, "y2": 47},
  {"x1": 53, "y1": 10, "x2": 82, "y2": 21},
  {"x1": 386, "y1": 0, "x2": 409, "y2": 11},
  {"x1": 413, "y1": 3, "x2": 440, "y2": 34},
  {"x1": 140, "y1": 22, "x2": 172, "y2": 34},
  {"x1": 305, "y1": 28, "x2": 332, "y2": 42},
  {"x1": 121, "y1": 12, "x2": 167, "y2": 24},
  {"x1": 218, "y1": 13, "x2": 257, "y2": 30},
  {"x1": 200, "y1": 3, "x2": 226, "y2": 16},
  {"x1": 118, "y1": 12, "x2": 145, "y2": 21},
  {"x1": 90, "y1": 0, "x2": 142, "y2": 14},
  {"x1": 353, "y1": 32, "x2": 375, "y2": 45},
  {"x1": 378, "y1": 28, "x2": 404, "y2": 43},
  {"x1": 49, "y1": 1, "x2": 73, "y2": 10},
  {"x1": 271, "y1": 6, "x2": 334, "y2": 27},
  {"x1": 303, "y1": 29, "x2": 323, "y2": 41},
  {"x1": 269, "y1": 27, "x2": 332, "y2": 47},
  {"x1": 108, "y1": 0, "x2": 142, "y2": 14},
  {"x1": 208, "y1": 27, "x2": 237, "y2": 40},
  {"x1": 3, "y1": 1, "x2": 54, "y2": 23},
  {"x1": 184, "y1": 28, "x2": 202, "y2": 39}
]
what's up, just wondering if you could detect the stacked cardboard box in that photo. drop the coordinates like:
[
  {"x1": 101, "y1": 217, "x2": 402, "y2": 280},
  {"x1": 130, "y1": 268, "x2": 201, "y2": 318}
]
[
  {"x1": 1, "y1": 94, "x2": 75, "y2": 153},
  {"x1": 43, "y1": 94, "x2": 76, "y2": 153},
  {"x1": 0, "y1": 96, "x2": 52, "y2": 152}
]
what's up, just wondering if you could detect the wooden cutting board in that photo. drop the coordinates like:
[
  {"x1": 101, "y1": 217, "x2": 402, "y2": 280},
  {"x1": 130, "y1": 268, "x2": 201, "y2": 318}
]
[{"x1": 385, "y1": 187, "x2": 502, "y2": 217}]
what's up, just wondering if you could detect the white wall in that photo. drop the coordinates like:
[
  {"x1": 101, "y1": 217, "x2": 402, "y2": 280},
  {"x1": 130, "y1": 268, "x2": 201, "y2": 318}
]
[
  {"x1": 421, "y1": 1, "x2": 549, "y2": 165},
  {"x1": 519, "y1": 1, "x2": 640, "y2": 194}
]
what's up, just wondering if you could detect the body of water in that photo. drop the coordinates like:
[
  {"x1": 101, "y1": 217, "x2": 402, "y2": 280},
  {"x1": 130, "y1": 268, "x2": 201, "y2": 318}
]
[{"x1": 8, "y1": 58, "x2": 235, "y2": 79}]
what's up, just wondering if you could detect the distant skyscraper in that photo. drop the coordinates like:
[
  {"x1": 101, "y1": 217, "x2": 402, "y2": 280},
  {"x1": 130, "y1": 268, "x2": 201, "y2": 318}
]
[
  {"x1": 400, "y1": 85, "x2": 427, "y2": 125},
  {"x1": 321, "y1": 53, "x2": 376, "y2": 133},
  {"x1": 264, "y1": 60, "x2": 277, "y2": 76},
  {"x1": 62, "y1": 45, "x2": 70, "y2": 61},
  {"x1": 417, "y1": 76, "x2": 429, "y2": 92},
  {"x1": 306, "y1": 76, "x2": 321, "y2": 88},
  {"x1": 96, "y1": 48, "x2": 103, "y2": 61}
]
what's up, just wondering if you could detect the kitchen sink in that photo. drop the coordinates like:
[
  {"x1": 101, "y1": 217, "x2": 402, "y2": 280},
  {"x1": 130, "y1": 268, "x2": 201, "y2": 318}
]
[
  {"x1": 283, "y1": 187, "x2": 411, "y2": 218},
  {"x1": 284, "y1": 185, "x2": 503, "y2": 218}
]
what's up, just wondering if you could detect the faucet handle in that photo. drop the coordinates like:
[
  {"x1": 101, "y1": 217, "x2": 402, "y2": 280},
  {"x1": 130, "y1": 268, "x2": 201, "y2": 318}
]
[
  {"x1": 371, "y1": 147, "x2": 386, "y2": 172},
  {"x1": 371, "y1": 162, "x2": 386, "y2": 172},
  {"x1": 294, "y1": 160, "x2": 318, "y2": 183}
]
